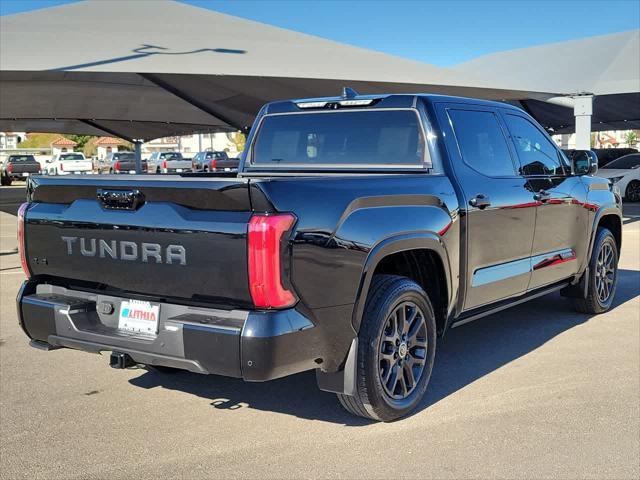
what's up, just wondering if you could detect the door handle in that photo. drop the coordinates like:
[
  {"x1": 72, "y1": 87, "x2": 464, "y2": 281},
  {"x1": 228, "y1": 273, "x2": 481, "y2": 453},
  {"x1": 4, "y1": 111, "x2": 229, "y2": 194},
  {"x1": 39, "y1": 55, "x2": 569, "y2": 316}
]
[
  {"x1": 534, "y1": 190, "x2": 551, "y2": 203},
  {"x1": 469, "y1": 194, "x2": 491, "y2": 209}
]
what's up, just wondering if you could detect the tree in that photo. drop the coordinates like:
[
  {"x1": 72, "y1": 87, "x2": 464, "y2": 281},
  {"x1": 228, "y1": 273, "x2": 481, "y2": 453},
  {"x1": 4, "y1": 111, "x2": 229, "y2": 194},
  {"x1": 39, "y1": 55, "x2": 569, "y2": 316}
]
[
  {"x1": 624, "y1": 131, "x2": 638, "y2": 148},
  {"x1": 68, "y1": 135, "x2": 92, "y2": 152},
  {"x1": 229, "y1": 131, "x2": 246, "y2": 153}
]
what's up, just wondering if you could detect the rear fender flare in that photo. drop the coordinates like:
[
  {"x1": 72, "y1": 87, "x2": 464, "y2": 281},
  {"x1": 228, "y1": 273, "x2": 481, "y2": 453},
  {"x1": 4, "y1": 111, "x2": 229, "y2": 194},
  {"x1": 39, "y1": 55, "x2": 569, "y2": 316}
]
[{"x1": 351, "y1": 232, "x2": 452, "y2": 333}]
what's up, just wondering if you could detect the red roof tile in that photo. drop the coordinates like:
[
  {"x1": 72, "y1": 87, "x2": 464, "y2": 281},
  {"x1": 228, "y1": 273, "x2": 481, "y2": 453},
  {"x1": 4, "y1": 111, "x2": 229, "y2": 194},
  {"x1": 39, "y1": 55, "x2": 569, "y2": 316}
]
[
  {"x1": 51, "y1": 137, "x2": 77, "y2": 147},
  {"x1": 95, "y1": 136, "x2": 123, "y2": 146}
]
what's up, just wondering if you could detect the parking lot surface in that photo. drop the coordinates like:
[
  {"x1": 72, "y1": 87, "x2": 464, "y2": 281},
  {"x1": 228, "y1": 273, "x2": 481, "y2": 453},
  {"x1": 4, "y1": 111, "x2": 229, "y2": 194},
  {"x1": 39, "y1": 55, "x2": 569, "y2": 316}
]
[{"x1": 1, "y1": 184, "x2": 639, "y2": 479}]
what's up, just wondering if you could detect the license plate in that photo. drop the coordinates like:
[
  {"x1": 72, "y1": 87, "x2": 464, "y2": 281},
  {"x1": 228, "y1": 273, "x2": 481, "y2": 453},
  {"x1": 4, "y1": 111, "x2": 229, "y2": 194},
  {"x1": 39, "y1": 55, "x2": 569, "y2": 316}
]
[
  {"x1": 22, "y1": 172, "x2": 29, "y2": 177},
  {"x1": 176, "y1": 168, "x2": 183, "y2": 173},
  {"x1": 118, "y1": 300, "x2": 160, "y2": 335}
]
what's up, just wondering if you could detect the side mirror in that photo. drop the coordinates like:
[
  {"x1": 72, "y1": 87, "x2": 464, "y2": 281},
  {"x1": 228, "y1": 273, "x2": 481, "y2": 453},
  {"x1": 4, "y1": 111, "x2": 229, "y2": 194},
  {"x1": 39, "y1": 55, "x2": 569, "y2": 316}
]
[{"x1": 570, "y1": 150, "x2": 598, "y2": 176}]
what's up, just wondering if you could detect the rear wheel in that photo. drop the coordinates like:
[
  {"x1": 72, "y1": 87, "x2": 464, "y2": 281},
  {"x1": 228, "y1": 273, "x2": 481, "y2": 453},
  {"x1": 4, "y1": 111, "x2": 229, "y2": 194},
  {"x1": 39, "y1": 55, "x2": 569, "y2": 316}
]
[
  {"x1": 573, "y1": 227, "x2": 618, "y2": 314},
  {"x1": 1, "y1": 174, "x2": 11, "y2": 186},
  {"x1": 337, "y1": 275, "x2": 437, "y2": 422},
  {"x1": 625, "y1": 180, "x2": 640, "y2": 202}
]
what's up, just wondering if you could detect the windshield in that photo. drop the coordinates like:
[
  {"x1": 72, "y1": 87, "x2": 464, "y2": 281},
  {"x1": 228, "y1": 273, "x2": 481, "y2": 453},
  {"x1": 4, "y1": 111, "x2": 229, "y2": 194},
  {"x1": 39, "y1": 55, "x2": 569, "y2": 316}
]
[
  {"x1": 60, "y1": 154, "x2": 84, "y2": 160},
  {"x1": 8, "y1": 155, "x2": 36, "y2": 162},
  {"x1": 603, "y1": 155, "x2": 640, "y2": 169},
  {"x1": 160, "y1": 152, "x2": 183, "y2": 160},
  {"x1": 251, "y1": 110, "x2": 426, "y2": 168}
]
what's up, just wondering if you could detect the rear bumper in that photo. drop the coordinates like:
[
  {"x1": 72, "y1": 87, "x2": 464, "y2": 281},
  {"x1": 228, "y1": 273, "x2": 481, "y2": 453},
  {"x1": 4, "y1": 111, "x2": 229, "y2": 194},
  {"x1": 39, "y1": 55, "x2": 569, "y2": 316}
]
[
  {"x1": 8, "y1": 172, "x2": 40, "y2": 179},
  {"x1": 17, "y1": 281, "x2": 323, "y2": 381}
]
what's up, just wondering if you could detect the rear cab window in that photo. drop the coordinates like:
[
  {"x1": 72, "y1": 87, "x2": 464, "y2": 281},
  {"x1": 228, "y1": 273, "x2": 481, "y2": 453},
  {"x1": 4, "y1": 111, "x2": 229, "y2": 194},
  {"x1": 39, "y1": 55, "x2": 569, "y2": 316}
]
[
  {"x1": 249, "y1": 109, "x2": 429, "y2": 170},
  {"x1": 447, "y1": 108, "x2": 516, "y2": 177},
  {"x1": 9, "y1": 155, "x2": 36, "y2": 162}
]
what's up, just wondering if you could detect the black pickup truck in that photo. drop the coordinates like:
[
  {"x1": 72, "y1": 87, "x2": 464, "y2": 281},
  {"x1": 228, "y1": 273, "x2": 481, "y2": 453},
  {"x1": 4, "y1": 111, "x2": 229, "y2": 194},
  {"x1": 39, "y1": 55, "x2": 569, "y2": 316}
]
[
  {"x1": 1, "y1": 154, "x2": 41, "y2": 185},
  {"x1": 16, "y1": 93, "x2": 622, "y2": 421}
]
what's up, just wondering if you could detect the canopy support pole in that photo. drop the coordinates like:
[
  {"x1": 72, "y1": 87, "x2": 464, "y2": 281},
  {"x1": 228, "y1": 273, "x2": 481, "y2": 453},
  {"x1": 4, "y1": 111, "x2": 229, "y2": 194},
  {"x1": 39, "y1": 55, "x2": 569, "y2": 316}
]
[
  {"x1": 134, "y1": 140, "x2": 143, "y2": 174},
  {"x1": 573, "y1": 95, "x2": 593, "y2": 150}
]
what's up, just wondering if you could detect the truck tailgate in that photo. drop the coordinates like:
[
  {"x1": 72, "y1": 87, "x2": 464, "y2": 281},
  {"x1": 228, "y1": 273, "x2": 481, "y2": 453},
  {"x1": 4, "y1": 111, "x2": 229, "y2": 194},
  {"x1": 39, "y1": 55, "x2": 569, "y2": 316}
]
[{"x1": 24, "y1": 176, "x2": 255, "y2": 307}]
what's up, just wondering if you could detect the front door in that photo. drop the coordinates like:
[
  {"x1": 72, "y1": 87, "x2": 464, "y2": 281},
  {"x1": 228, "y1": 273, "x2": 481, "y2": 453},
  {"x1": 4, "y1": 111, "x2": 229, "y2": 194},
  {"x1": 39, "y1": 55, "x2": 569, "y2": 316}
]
[
  {"x1": 500, "y1": 111, "x2": 588, "y2": 290},
  {"x1": 437, "y1": 104, "x2": 537, "y2": 310}
]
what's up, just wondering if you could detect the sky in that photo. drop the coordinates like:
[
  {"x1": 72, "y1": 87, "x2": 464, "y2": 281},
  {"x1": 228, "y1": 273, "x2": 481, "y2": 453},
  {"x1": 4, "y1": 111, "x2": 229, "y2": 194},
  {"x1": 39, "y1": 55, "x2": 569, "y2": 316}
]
[{"x1": 1, "y1": 0, "x2": 638, "y2": 66}]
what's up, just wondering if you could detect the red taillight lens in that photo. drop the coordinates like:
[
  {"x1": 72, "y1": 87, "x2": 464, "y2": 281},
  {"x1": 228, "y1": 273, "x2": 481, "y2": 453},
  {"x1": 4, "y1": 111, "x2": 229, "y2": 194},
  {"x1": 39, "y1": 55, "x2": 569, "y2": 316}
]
[
  {"x1": 7, "y1": 163, "x2": 12, "y2": 173},
  {"x1": 60, "y1": 163, "x2": 64, "y2": 171},
  {"x1": 17, "y1": 202, "x2": 31, "y2": 279},
  {"x1": 211, "y1": 159, "x2": 217, "y2": 169},
  {"x1": 248, "y1": 213, "x2": 296, "y2": 309},
  {"x1": 115, "y1": 161, "x2": 121, "y2": 171},
  {"x1": 162, "y1": 160, "x2": 167, "y2": 170}
]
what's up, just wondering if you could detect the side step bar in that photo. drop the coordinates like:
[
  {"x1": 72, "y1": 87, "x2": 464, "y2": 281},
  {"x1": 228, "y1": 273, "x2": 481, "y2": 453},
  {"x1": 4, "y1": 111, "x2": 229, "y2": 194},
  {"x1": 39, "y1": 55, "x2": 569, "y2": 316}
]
[{"x1": 451, "y1": 281, "x2": 570, "y2": 329}]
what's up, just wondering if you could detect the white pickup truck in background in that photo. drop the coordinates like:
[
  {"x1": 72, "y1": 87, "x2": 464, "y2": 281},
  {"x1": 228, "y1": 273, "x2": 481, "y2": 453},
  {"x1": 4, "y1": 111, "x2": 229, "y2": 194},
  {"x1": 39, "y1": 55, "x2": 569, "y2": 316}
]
[{"x1": 45, "y1": 152, "x2": 93, "y2": 176}]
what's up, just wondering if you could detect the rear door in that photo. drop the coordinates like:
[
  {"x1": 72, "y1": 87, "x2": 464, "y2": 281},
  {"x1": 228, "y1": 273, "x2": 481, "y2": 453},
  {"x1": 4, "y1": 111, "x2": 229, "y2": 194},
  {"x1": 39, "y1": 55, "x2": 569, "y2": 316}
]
[
  {"x1": 500, "y1": 111, "x2": 587, "y2": 289},
  {"x1": 437, "y1": 103, "x2": 536, "y2": 310}
]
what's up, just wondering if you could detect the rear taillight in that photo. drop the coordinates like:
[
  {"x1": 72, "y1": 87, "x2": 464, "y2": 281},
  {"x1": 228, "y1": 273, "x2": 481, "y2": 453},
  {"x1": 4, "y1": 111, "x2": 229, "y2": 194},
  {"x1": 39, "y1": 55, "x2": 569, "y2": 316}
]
[
  {"x1": 248, "y1": 213, "x2": 297, "y2": 309},
  {"x1": 60, "y1": 163, "x2": 64, "y2": 171},
  {"x1": 17, "y1": 202, "x2": 30, "y2": 279},
  {"x1": 115, "y1": 161, "x2": 120, "y2": 171},
  {"x1": 7, "y1": 163, "x2": 12, "y2": 173},
  {"x1": 211, "y1": 159, "x2": 217, "y2": 169},
  {"x1": 162, "y1": 160, "x2": 167, "y2": 170}
]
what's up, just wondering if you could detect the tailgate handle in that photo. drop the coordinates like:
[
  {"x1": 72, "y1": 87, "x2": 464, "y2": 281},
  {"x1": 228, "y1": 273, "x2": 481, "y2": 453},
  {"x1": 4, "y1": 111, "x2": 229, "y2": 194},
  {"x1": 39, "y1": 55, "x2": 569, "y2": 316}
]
[{"x1": 97, "y1": 189, "x2": 145, "y2": 210}]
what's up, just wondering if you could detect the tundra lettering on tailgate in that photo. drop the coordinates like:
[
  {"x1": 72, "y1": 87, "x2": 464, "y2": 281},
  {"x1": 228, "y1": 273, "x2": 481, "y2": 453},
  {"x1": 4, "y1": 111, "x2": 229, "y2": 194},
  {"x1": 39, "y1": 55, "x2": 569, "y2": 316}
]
[{"x1": 61, "y1": 236, "x2": 187, "y2": 265}]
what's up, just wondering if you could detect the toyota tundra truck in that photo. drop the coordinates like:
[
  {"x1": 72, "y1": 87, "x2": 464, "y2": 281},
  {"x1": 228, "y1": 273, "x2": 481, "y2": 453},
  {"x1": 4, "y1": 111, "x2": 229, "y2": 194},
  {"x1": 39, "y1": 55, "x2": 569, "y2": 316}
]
[{"x1": 16, "y1": 92, "x2": 622, "y2": 421}]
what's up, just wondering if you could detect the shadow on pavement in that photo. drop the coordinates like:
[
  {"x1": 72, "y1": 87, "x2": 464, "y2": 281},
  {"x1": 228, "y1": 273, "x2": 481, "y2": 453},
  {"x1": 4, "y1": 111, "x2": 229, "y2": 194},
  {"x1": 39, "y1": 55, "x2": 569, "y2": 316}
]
[{"x1": 129, "y1": 269, "x2": 639, "y2": 425}]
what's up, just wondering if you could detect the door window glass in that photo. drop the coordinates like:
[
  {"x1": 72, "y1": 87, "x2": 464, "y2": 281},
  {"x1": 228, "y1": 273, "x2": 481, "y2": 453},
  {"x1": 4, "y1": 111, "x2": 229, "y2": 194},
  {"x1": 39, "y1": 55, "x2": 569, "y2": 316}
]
[
  {"x1": 448, "y1": 109, "x2": 515, "y2": 177},
  {"x1": 505, "y1": 114, "x2": 567, "y2": 176}
]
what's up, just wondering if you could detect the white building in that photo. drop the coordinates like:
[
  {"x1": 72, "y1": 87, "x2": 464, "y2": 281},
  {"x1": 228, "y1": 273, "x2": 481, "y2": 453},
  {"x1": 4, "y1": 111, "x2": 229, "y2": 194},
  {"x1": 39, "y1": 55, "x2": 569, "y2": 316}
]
[
  {"x1": 95, "y1": 137, "x2": 122, "y2": 159},
  {"x1": 50, "y1": 137, "x2": 77, "y2": 156},
  {"x1": 0, "y1": 131, "x2": 26, "y2": 149}
]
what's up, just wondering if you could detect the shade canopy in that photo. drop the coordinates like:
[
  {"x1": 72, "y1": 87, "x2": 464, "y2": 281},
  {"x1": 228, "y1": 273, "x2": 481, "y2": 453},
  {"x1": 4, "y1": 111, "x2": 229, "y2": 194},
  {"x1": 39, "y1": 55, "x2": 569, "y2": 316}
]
[
  {"x1": 0, "y1": 0, "x2": 637, "y2": 140},
  {"x1": 455, "y1": 30, "x2": 640, "y2": 133}
]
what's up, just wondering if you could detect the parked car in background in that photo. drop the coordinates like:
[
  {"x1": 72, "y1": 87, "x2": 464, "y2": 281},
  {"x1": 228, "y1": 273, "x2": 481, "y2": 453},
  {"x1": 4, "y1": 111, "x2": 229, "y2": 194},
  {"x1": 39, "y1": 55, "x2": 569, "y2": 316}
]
[
  {"x1": 593, "y1": 148, "x2": 638, "y2": 168},
  {"x1": 0, "y1": 154, "x2": 41, "y2": 185},
  {"x1": 46, "y1": 152, "x2": 93, "y2": 176},
  {"x1": 192, "y1": 151, "x2": 240, "y2": 172},
  {"x1": 147, "y1": 151, "x2": 191, "y2": 174},
  {"x1": 99, "y1": 152, "x2": 148, "y2": 174},
  {"x1": 599, "y1": 153, "x2": 640, "y2": 201}
]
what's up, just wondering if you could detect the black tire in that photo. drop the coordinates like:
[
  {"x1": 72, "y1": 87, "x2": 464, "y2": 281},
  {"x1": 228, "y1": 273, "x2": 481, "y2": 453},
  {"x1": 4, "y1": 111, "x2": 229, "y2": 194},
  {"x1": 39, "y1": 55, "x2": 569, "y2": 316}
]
[
  {"x1": 156, "y1": 167, "x2": 161, "y2": 174},
  {"x1": 573, "y1": 227, "x2": 619, "y2": 314},
  {"x1": 1, "y1": 174, "x2": 10, "y2": 186},
  {"x1": 337, "y1": 275, "x2": 437, "y2": 422},
  {"x1": 625, "y1": 180, "x2": 640, "y2": 202}
]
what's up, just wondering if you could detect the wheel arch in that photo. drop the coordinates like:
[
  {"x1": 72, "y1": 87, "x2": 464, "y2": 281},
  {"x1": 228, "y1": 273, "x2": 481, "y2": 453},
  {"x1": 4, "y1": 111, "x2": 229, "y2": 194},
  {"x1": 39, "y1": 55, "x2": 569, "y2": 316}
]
[
  {"x1": 593, "y1": 209, "x2": 622, "y2": 256},
  {"x1": 352, "y1": 233, "x2": 453, "y2": 336}
]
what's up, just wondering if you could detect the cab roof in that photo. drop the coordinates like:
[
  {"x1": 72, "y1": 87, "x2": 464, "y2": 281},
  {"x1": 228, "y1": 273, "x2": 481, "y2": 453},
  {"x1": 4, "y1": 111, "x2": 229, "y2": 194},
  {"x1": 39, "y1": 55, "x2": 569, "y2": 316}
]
[{"x1": 263, "y1": 92, "x2": 524, "y2": 115}]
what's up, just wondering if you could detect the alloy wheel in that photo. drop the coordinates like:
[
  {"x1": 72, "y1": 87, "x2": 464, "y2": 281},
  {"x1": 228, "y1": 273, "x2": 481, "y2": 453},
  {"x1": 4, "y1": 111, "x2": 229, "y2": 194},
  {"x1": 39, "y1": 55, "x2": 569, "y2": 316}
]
[
  {"x1": 378, "y1": 301, "x2": 428, "y2": 400},
  {"x1": 595, "y1": 242, "x2": 616, "y2": 303}
]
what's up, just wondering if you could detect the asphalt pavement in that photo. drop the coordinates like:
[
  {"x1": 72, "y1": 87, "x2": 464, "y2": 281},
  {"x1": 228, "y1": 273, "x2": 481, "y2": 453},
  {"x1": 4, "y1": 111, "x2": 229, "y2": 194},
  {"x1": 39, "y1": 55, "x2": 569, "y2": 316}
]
[{"x1": 1, "y1": 184, "x2": 638, "y2": 479}]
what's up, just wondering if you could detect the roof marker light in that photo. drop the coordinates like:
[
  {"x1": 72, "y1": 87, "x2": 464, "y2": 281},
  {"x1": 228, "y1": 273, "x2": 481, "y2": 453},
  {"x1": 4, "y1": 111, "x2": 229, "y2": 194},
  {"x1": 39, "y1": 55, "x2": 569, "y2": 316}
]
[
  {"x1": 338, "y1": 99, "x2": 374, "y2": 107},
  {"x1": 296, "y1": 101, "x2": 328, "y2": 109}
]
